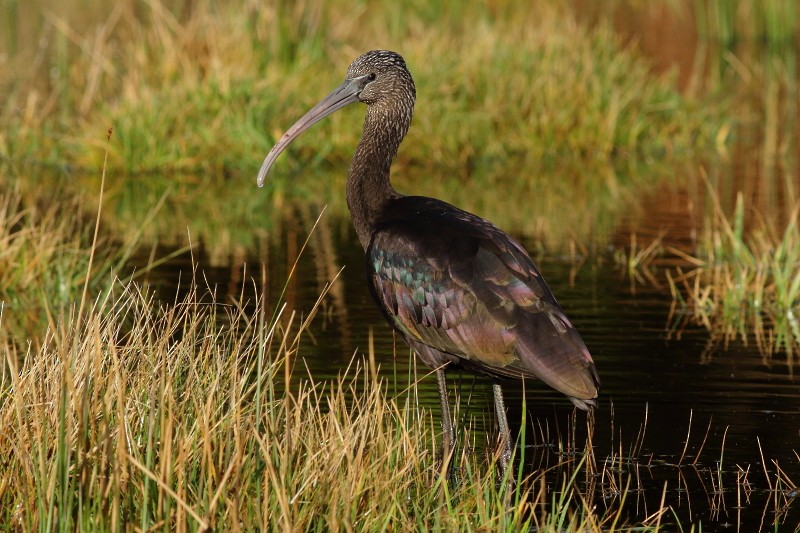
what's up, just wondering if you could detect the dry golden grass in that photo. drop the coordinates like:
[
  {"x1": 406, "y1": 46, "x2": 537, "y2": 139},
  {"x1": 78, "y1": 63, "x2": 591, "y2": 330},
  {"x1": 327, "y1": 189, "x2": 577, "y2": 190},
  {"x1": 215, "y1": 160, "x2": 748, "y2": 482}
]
[
  {"x1": 0, "y1": 270, "x2": 618, "y2": 531},
  {"x1": 2, "y1": 181, "x2": 797, "y2": 528}
]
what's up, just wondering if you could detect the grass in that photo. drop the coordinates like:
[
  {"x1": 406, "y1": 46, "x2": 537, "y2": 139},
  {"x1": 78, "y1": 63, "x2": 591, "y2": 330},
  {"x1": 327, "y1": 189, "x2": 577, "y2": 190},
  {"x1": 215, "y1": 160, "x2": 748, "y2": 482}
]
[
  {"x1": 0, "y1": 186, "x2": 113, "y2": 345},
  {"x1": 613, "y1": 231, "x2": 667, "y2": 292},
  {"x1": 0, "y1": 0, "x2": 726, "y2": 252},
  {"x1": 2, "y1": 172, "x2": 799, "y2": 530},
  {"x1": 585, "y1": 0, "x2": 800, "y2": 362},
  {"x1": 659, "y1": 0, "x2": 799, "y2": 361},
  {"x1": 0, "y1": 202, "x2": 636, "y2": 530},
  {"x1": 693, "y1": 0, "x2": 798, "y2": 50},
  {"x1": 667, "y1": 179, "x2": 800, "y2": 363},
  {"x1": 3, "y1": 1, "x2": 720, "y2": 174}
]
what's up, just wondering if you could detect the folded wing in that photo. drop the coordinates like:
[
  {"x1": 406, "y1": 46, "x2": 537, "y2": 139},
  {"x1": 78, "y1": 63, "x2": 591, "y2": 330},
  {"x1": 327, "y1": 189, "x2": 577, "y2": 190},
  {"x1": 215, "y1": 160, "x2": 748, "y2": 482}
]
[{"x1": 367, "y1": 196, "x2": 599, "y2": 406}]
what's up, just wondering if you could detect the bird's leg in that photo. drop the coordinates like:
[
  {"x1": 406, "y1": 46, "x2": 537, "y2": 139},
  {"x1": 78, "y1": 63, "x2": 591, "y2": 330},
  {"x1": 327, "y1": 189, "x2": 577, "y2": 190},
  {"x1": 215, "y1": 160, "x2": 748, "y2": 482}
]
[
  {"x1": 492, "y1": 383, "x2": 513, "y2": 479},
  {"x1": 436, "y1": 368, "x2": 456, "y2": 470}
]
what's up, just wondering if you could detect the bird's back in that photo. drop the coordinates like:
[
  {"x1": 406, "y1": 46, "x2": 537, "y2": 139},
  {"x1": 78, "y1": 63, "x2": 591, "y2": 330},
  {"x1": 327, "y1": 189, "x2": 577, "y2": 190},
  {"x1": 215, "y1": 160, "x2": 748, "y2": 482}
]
[{"x1": 366, "y1": 196, "x2": 599, "y2": 407}]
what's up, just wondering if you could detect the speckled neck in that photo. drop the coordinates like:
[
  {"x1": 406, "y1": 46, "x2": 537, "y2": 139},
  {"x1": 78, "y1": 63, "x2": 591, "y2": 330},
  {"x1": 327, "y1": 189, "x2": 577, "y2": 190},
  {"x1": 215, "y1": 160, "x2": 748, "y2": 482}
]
[{"x1": 346, "y1": 102, "x2": 412, "y2": 249}]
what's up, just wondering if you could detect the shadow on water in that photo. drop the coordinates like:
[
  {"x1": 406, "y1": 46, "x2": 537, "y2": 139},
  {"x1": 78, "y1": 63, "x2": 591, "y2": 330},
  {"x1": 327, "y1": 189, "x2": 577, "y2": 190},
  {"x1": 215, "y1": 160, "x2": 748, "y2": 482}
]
[{"x1": 132, "y1": 203, "x2": 800, "y2": 530}]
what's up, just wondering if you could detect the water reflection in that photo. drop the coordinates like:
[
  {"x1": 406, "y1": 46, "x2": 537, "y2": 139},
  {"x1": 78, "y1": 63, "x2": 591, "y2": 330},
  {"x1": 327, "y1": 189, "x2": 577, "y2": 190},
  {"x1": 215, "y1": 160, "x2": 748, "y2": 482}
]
[{"x1": 133, "y1": 209, "x2": 799, "y2": 530}]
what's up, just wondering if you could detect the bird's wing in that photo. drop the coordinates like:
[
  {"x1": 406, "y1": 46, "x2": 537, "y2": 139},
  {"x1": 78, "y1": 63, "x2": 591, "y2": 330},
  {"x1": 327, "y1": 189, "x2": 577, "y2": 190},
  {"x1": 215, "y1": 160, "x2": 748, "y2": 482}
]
[{"x1": 366, "y1": 197, "x2": 599, "y2": 402}]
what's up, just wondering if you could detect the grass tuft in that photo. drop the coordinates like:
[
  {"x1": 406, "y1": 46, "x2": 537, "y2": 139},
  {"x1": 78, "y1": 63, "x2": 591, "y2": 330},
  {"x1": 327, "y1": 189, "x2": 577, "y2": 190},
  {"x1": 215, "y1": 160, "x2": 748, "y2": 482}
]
[
  {"x1": 667, "y1": 182, "x2": 800, "y2": 363},
  {"x1": 0, "y1": 187, "x2": 115, "y2": 345}
]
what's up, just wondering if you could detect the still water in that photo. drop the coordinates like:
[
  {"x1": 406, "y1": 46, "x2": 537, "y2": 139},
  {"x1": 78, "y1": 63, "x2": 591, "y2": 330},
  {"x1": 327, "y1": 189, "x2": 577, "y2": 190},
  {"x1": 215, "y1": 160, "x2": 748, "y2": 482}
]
[{"x1": 134, "y1": 204, "x2": 800, "y2": 531}]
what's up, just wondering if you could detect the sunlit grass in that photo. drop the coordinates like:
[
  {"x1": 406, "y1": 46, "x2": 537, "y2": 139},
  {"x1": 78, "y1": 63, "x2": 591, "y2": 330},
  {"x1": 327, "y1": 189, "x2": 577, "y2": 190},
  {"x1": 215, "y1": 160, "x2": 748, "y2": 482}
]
[
  {"x1": 0, "y1": 256, "x2": 642, "y2": 531},
  {"x1": 667, "y1": 182, "x2": 800, "y2": 363},
  {"x1": 2, "y1": 1, "x2": 721, "y2": 174},
  {"x1": 0, "y1": 186, "x2": 114, "y2": 345},
  {"x1": 588, "y1": 0, "x2": 800, "y2": 360},
  {"x1": 613, "y1": 232, "x2": 667, "y2": 292},
  {"x1": 2, "y1": 174, "x2": 798, "y2": 529},
  {"x1": 693, "y1": 0, "x2": 797, "y2": 50},
  {"x1": 0, "y1": 0, "x2": 726, "y2": 253}
]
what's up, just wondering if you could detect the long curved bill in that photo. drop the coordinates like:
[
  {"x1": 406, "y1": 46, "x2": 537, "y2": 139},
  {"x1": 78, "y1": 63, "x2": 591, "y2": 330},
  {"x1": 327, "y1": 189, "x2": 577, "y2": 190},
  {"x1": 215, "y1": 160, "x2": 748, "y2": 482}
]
[{"x1": 257, "y1": 77, "x2": 364, "y2": 187}]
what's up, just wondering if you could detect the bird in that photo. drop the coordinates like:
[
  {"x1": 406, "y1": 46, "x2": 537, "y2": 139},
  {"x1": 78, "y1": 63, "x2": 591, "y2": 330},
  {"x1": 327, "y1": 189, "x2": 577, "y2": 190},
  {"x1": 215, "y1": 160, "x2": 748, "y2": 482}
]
[{"x1": 256, "y1": 50, "x2": 599, "y2": 472}]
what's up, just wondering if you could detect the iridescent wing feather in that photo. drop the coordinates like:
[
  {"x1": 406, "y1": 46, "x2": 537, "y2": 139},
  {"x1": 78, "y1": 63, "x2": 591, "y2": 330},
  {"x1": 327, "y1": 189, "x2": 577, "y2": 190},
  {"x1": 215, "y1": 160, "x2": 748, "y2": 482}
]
[{"x1": 367, "y1": 196, "x2": 599, "y2": 404}]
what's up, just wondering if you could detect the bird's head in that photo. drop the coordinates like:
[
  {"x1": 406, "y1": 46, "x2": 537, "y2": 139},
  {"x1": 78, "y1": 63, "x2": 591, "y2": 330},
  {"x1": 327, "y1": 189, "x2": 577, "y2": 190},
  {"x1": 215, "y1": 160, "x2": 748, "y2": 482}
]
[
  {"x1": 345, "y1": 50, "x2": 415, "y2": 107},
  {"x1": 256, "y1": 50, "x2": 415, "y2": 187}
]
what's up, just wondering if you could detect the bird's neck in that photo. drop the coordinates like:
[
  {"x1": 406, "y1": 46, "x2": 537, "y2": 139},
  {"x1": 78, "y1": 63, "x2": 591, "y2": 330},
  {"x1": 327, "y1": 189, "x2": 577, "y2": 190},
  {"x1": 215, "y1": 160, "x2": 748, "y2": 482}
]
[{"x1": 346, "y1": 107, "x2": 408, "y2": 249}]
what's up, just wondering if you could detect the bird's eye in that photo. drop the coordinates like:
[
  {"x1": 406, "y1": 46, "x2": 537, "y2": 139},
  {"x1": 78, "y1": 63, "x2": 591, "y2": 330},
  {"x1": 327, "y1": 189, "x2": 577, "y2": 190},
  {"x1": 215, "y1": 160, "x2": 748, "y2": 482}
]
[{"x1": 366, "y1": 72, "x2": 377, "y2": 82}]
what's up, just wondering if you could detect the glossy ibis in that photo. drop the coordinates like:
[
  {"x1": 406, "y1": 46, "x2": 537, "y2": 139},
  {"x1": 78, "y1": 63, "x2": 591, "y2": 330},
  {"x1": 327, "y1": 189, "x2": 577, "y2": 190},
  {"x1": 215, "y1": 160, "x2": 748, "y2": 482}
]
[{"x1": 257, "y1": 50, "x2": 600, "y2": 471}]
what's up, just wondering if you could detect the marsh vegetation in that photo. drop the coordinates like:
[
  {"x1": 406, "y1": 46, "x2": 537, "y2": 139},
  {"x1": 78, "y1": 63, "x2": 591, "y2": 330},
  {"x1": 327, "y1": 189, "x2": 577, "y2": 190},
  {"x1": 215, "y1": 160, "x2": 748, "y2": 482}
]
[{"x1": 1, "y1": 0, "x2": 799, "y2": 530}]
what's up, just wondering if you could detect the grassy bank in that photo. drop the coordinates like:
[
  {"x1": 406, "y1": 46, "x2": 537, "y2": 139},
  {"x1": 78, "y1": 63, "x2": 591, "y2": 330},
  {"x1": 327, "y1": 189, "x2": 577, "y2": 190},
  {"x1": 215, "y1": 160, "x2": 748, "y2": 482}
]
[
  {"x1": 0, "y1": 0, "x2": 725, "y2": 251},
  {"x1": 667, "y1": 186, "x2": 800, "y2": 363},
  {"x1": 0, "y1": 280, "x2": 603, "y2": 531}
]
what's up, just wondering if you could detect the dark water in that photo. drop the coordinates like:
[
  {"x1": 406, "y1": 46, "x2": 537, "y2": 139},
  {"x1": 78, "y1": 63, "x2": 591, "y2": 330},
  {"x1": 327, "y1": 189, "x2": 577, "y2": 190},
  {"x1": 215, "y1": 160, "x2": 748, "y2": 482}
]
[{"x1": 134, "y1": 209, "x2": 800, "y2": 532}]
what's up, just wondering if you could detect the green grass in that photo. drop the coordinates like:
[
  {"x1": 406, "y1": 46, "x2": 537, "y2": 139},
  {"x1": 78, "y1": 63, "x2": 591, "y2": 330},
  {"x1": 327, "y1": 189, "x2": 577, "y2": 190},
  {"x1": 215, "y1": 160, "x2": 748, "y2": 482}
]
[
  {"x1": 0, "y1": 187, "x2": 113, "y2": 345},
  {"x1": 667, "y1": 183, "x2": 800, "y2": 363},
  {"x1": 693, "y1": 0, "x2": 798, "y2": 49},
  {"x1": 0, "y1": 0, "x2": 726, "y2": 252},
  {"x1": 656, "y1": 0, "x2": 800, "y2": 362}
]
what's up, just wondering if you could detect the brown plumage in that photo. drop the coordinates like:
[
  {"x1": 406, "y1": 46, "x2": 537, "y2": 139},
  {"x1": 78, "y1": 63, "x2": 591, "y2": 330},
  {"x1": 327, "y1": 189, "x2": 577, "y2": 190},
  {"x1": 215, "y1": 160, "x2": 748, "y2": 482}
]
[{"x1": 257, "y1": 50, "x2": 600, "y2": 470}]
